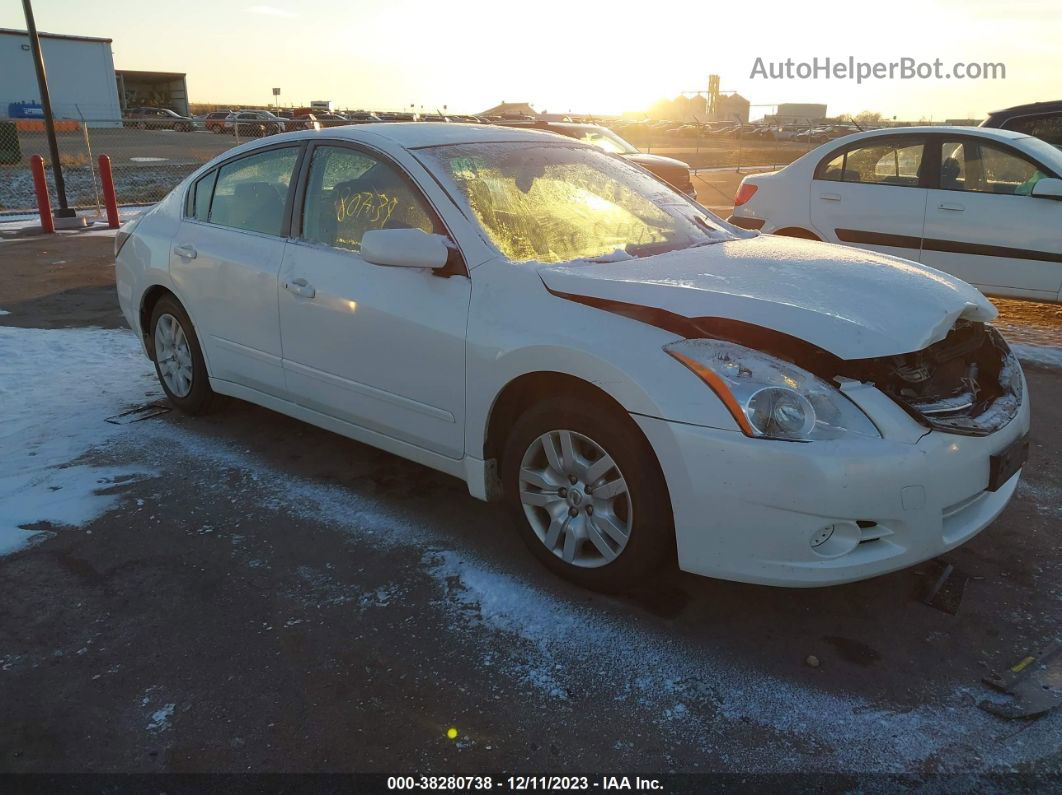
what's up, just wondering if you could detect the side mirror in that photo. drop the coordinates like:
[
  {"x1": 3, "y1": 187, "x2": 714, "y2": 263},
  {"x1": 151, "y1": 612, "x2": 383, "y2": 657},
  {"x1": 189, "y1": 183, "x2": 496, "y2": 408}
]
[
  {"x1": 361, "y1": 228, "x2": 450, "y2": 269},
  {"x1": 1031, "y1": 177, "x2": 1062, "y2": 200}
]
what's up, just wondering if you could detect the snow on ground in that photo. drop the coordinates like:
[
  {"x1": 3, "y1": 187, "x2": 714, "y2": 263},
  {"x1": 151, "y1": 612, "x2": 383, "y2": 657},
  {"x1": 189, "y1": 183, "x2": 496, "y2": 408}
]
[
  {"x1": 0, "y1": 326, "x2": 159, "y2": 555},
  {"x1": 1013, "y1": 343, "x2": 1062, "y2": 371}
]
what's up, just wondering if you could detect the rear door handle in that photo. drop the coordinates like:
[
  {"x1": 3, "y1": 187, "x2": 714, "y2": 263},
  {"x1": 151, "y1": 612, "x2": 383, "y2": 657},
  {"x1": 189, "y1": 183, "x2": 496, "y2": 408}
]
[
  {"x1": 174, "y1": 244, "x2": 197, "y2": 259},
  {"x1": 938, "y1": 202, "x2": 965, "y2": 212},
  {"x1": 819, "y1": 193, "x2": 842, "y2": 201},
  {"x1": 284, "y1": 277, "x2": 316, "y2": 299}
]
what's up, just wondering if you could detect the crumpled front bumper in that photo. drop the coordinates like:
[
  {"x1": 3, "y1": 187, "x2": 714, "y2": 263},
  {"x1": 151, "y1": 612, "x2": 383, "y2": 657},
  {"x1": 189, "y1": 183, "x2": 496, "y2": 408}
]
[{"x1": 633, "y1": 374, "x2": 1031, "y2": 587}]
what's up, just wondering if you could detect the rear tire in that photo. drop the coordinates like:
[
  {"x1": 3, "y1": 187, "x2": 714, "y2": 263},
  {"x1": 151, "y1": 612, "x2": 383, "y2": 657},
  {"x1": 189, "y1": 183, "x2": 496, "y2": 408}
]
[
  {"x1": 502, "y1": 396, "x2": 673, "y2": 591},
  {"x1": 149, "y1": 295, "x2": 216, "y2": 415}
]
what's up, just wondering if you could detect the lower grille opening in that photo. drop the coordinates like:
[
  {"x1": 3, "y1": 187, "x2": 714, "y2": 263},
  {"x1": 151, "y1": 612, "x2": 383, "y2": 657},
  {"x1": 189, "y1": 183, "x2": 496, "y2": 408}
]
[{"x1": 856, "y1": 521, "x2": 892, "y2": 544}]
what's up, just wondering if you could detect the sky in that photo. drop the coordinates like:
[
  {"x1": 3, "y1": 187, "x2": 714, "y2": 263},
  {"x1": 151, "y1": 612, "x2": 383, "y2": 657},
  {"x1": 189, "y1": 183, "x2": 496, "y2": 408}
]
[{"x1": 3, "y1": 0, "x2": 1059, "y2": 119}]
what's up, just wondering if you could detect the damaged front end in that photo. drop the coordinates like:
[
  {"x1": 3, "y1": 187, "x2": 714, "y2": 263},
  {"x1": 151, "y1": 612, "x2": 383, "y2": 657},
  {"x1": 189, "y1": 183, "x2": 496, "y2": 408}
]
[
  {"x1": 554, "y1": 290, "x2": 1024, "y2": 438},
  {"x1": 846, "y1": 321, "x2": 1023, "y2": 437}
]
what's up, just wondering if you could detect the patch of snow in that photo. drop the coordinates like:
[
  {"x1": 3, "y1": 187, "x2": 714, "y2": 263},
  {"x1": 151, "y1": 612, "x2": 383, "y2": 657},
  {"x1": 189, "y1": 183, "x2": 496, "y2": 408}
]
[
  {"x1": 1013, "y1": 343, "x2": 1062, "y2": 370},
  {"x1": 146, "y1": 703, "x2": 175, "y2": 732},
  {"x1": 0, "y1": 326, "x2": 159, "y2": 556}
]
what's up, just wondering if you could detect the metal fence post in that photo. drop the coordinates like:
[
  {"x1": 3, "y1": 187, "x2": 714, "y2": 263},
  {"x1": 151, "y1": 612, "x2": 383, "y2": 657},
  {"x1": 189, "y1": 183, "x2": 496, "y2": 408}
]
[
  {"x1": 30, "y1": 154, "x2": 54, "y2": 233},
  {"x1": 79, "y1": 109, "x2": 102, "y2": 215}
]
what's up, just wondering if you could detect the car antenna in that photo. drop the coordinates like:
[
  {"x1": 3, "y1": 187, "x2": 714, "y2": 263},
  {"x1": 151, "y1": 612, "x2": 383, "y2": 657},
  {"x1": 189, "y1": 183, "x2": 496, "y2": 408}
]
[{"x1": 848, "y1": 114, "x2": 864, "y2": 132}]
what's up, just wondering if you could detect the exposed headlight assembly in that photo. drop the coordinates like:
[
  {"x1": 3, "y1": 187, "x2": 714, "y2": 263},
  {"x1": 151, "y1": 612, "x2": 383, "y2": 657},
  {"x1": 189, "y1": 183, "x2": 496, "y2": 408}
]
[{"x1": 665, "y1": 339, "x2": 880, "y2": 441}]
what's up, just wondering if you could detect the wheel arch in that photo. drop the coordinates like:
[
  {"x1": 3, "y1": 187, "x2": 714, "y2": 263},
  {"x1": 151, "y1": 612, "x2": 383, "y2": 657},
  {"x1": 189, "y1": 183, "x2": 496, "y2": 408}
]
[
  {"x1": 772, "y1": 226, "x2": 821, "y2": 240},
  {"x1": 138, "y1": 285, "x2": 180, "y2": 359},
  {"x1": 484, "y1": 371, "x2": 633, "y2": 464},
  {"x1": 482, "y1": 371, "x2": 673, "y2": 517}
]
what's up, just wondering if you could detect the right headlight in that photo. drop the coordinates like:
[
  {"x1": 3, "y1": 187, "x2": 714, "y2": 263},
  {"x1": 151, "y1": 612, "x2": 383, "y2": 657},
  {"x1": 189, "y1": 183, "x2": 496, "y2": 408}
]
[{"x1": 665, "y1": 338, "x2": 881, "y2": 442}]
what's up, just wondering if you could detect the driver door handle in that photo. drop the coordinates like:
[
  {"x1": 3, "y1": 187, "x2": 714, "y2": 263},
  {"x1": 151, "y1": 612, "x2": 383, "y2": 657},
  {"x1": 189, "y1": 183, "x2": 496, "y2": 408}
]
[
  {"x1": 284, "y1": 277, "x2": 316, "y2": 299},
  {"x1": 174, "y1": 244, "x2": 197, "y2": 259},
  {"x1": 938, "y1": 202, "x2": 965, "y2": 212},
  {"x1": 819, "y1": 192, "x2": 842, "y2": 202}
]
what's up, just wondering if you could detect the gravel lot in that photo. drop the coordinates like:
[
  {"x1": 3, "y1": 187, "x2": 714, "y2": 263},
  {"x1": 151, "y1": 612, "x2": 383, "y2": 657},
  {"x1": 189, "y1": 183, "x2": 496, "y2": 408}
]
[{"x1": 0, "y1": 233, "x2": 1059, "y2": 783}]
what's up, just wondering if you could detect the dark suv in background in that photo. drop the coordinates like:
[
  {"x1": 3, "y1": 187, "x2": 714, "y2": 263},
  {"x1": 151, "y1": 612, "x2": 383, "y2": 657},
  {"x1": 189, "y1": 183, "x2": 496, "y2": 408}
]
[
  {"x1": 496, "y1": 121, "x2": 697, "y2": 198},
  {"x1": 981, "y1": 100, "x2": 1062, "y2": 146}
]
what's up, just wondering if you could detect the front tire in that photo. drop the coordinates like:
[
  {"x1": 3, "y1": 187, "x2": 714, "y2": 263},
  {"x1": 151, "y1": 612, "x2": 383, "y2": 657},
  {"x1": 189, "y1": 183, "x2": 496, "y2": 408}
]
[
  {"x1": 149, "y1": 295, "x2": 215, "y2": 415},
  {"x1": 502, "y1": 397, "x2": 673, "y2": 591}
]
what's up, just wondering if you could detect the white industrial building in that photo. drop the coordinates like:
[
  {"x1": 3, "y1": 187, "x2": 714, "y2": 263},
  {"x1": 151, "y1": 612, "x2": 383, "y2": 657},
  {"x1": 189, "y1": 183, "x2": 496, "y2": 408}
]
[{"x1": 0, "y1": 28, "x2": 122, "y2": 124}]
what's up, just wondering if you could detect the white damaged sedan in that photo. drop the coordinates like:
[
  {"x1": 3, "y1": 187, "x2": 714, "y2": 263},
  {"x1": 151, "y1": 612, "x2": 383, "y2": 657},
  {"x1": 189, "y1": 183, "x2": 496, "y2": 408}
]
[{"x1": 115, "y1": 123, "x2": 1030, "y2": 590}]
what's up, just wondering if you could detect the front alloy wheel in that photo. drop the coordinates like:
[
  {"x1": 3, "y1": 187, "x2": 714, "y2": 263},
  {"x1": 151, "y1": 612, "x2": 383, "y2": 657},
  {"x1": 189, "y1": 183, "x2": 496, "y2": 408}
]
[
  {"x1": 503, "y1": 397, "x2": 673, "y2": 591},
  {"x1": 518, "y1": 430, "x2": 632, "y2": 568}
]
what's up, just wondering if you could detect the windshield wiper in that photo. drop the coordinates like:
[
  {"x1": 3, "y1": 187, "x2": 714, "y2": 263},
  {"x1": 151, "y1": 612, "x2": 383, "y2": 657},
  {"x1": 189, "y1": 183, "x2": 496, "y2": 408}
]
[{"x1": 621, "y1": 239, "x2": 717, "y2": 258}]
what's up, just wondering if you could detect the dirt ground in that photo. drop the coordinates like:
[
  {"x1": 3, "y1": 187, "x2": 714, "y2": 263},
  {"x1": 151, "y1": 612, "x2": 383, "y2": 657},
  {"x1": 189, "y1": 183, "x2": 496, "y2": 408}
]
[{"x1": 1, "y1": 232, "x2": 1060, "y2": 781}]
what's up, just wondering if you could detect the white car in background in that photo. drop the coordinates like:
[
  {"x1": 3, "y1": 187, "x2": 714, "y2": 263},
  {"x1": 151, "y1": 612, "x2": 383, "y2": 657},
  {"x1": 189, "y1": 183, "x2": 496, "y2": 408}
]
[
  {"x1": 115, "y1": 123, "x2": 1029, "y2": 591},
  {"x1": 729, "y1": 126, "x2": 1062, "y2": 302}
]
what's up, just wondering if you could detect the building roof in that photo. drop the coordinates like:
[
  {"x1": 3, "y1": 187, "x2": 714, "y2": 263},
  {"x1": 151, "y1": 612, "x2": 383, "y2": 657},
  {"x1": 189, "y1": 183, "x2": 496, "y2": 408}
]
[
  {"x1": 115, "y1": 70, "x2": 187, "y2": 80},
  {"x1": 0, "y1": 27, "x2": 112, "y2": 44},
  {"x1": 478, "y1": 101, "x2": 537, "y2": 117}
]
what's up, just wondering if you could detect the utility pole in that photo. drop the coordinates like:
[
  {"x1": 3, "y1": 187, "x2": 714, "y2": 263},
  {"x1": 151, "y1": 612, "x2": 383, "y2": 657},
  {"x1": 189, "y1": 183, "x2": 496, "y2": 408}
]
[{"x1": 22, "y1": 0, "x2": 74, "y2": 218}]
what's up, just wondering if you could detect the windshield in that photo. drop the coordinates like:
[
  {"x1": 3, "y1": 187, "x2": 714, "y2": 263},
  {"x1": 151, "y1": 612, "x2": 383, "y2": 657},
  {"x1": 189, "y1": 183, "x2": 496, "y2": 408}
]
[
  {"x1": 418, "y1": 142, "x2": 731, "y2": 264},
  {"x1": 569, "y1": 127, "x2": 639, "y2": 155},
  {"x1": 1019, "y1": 134, "x2": 1062, "y2": 167}
]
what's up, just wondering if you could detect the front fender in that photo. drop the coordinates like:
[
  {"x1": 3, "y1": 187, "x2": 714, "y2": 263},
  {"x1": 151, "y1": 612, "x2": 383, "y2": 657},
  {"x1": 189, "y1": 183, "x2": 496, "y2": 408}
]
[{"x1": 464, "y1": 261, "x2": 743, "y2": 457}]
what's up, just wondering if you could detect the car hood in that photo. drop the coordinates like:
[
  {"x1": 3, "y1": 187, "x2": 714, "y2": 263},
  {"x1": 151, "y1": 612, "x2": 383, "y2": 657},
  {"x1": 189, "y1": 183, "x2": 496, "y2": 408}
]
[
  {"x1": 622, "y1": 152, "x2": 690, "y2": 172},
  {"x1": 538, "y1": 235, "x2": 997, "y2": 360}
]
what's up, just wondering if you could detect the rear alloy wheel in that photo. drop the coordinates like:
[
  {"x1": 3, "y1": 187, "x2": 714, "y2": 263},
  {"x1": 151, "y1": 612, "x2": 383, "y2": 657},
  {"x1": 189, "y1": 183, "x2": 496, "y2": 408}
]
[
  {"x1": 154, "y1": 313, "x2": 193, "y2": 398},
  {"x1": 149, "y1": 295, "x2": 216, "y2": 414},
  {"x1": 503, "y1": 397, "x2": 673, "y2": 591}
]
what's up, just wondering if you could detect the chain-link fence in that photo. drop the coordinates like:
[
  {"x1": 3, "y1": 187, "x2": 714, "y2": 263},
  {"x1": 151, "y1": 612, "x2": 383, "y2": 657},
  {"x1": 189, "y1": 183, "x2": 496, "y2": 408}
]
[
  {"x1": 618, "y1": 123, "x2": 823, "y2": 170},
  {"x1": 0, "y1": 116, "x2": 824, "y2": 217},
  {"x1": 0, "y1": 117, "x2": 252, "y2": 215}
]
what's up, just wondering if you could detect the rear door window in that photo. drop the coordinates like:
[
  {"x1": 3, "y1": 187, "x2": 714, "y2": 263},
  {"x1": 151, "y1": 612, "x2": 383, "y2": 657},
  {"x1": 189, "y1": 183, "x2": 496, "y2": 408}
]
[
  {"x1": 189, "y1": 169, "x2": 217, "y2": 221},
  {"x1": 816, "y1": 140, "x2": 925, "y2": 186},
  {"x1": 208, "y1": 147, "x2": 299, "y2": 236}
]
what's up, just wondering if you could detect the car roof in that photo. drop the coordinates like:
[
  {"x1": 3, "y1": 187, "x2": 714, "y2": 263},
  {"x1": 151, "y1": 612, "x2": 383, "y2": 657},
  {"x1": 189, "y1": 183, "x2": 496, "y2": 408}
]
[
  {"x1": 791, "y1": 124, "x2": 1062, "y2": 172},
  {"x1": 276, "y1": 122, "x2": 585, "y2": 149},
  {"x1": 831, "y1": 125, "x2": 1033, "y2": 142}
]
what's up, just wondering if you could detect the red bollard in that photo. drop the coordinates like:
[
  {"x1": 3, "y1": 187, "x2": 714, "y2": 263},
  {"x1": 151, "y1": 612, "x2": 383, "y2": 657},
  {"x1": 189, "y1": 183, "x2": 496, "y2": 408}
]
[
  {"x1": 98, "y1": 154, "x2": 120, "y2": 229},
  {"x1": 30, "y1": 155, "x2": 54, "y2": 234}
]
